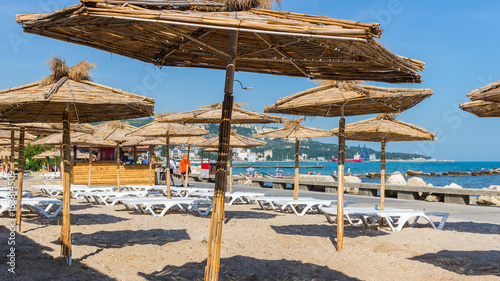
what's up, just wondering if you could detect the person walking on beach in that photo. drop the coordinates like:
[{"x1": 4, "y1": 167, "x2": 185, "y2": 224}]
[
  {"x1": 180, "y1": 154, "x2": 191, "y2": 186},
  {"x1": 168, "y1": 158, "x2": 176, "y2": 186}
]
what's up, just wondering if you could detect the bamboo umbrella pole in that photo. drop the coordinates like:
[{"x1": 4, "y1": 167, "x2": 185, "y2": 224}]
[
  {"x1": 380, "y1": 139, "x2": 386, "y2": 211},
  {"x1": 10, "y1": 130, "x2": 14, "y2": 173},
  {"x1": 205, "y1": 30, "x2": 238, "y2": 281},
  {"x1": 229, "y1": 147, "x2": 233, "y2": 194},
  {"x1": 60, "y1": 103, "x2": 72, "y2": 265},
  {"x1": 133, "y1": 146, "x2": 137, "y2": 164},
  {"x1": 294, "y1": 139, "x2": 299, "y2": 200},
  {"x1": 165, "y1": 133, "x2": 171, "y2": 198},
  {"x1": 185, "y1": 144, "x2": 191, "y2": 188},
  {"x1": 15, "y1": 127, "x2": 25, "y2": 231},
  {"x1": 60, "y1": 144, "x2": 64, "y2": 185},
  {"x1": 149, "y1": 145, "x2": 153, "y2": 186},
  {"x1": 88, "y1": 145, "x2": 92, "y2": 187},
  {"x1": 337, "y1": 110, "x2": 345, "y2": 252},
  {"x1": 116, "y1": 142, "x2": 120, "y2": 192}
]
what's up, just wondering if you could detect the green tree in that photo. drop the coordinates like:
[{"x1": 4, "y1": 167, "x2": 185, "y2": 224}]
[{"x1": 24, "y1": 143, "x2": 54, "y2": 171}]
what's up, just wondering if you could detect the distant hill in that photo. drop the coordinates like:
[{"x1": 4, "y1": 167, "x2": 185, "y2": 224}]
[{"x1": 118, "y1": 120, "x2": 429, "y2": 160}]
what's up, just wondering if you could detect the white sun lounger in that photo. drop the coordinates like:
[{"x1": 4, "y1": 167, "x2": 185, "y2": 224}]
[
  {"x1": 321, "y1": 207, "x2": 449, "y2": 231},
  {"x1": 0, "y1": 190, "x2": 32, "y2": 198},
  {"x1": 272, "y1": 199, "x2": 354, "y2": 216},
  {"x1": 121, "y1": 197, "x2": 213, "y2": 216},
  {"x1": 77, "y1": 190, "x2": 160, "y2": 205},
  {"x1": 249, "y1": 197, "x2": 317, "y2": 211},
  {"x1": 20, "y1": 197, "x2": 63, "y2": 218},
  {"x1": 40, "y1": 172, "x2": 61, "y2": 180},
  {"x1": 195, "y1": 191, "x2": 267, "y2": 205}
]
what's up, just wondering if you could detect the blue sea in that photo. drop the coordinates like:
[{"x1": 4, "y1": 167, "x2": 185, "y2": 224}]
[{"x1": 229, "y1": 161, "x2": 500, "y2": 189}]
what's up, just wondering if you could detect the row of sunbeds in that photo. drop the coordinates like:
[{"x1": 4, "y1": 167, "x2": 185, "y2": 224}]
[{"x1": 3, "y1": 184, "x2": 450, "y2": 231}]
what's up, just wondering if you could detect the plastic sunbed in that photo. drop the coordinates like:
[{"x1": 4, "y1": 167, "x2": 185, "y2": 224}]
[{"x1": 121, "y1": 197, "x2": 213, "y2": 216}]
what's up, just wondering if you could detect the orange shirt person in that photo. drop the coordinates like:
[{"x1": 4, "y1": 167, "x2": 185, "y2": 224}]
[{"x1": 180, "y1": 154, "x2": 191, "y2": 186}]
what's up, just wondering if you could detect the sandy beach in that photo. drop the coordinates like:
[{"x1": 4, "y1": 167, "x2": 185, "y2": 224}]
[{"x1": 1, "y1": 177, "x2": 499, "y2": 281}]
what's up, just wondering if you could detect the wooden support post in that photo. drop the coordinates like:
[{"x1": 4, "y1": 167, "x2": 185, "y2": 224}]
[
  {"x1": 60, "y1": 144, "x2": 64, "y2": 185},
  {"x1": 60, "y1": 103, "x2": 72, "y2": 265},
  {"x1": 205, "y1": 30, "x2": 238, "y2": 281},
  {"x1": 165, "y1": 134, "x2": 171, "y2": 198},
  {"x1": 380, "y1": 139, "x2": 386, "y2": 211},
  {"x1": 116, "y1": 142, "x2": 121, "y2": 192},
  {"x1": 337, "y1": 115, "x2": 345, "y2": 252},
  {"x1": 10, "y1": 130, "x2": 15, "y2": 174},
  {"x1": 15, "y1": 127, "x2": 25, "y2": 231},
  {"x1": 149, "y1": 145, "x2": 154, "y2": 186},
  {"x1": 88, "y1": 145, "x2": 92, "y2": 187},
  {"x1": 229, "y1": 148, "x2": 233, "y2": 194},
  {"x1": 294, "y1": 139, "x2": 299, "y2": 200}
]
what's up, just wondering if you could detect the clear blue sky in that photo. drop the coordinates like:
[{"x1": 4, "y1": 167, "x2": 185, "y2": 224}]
[{"x1": 1, "y1": 1, "x2": 499, "y2": 161}]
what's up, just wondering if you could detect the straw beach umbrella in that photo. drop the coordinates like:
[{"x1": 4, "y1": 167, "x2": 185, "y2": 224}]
[
  {"x1": 198, "y1": 129, "x2": 266, "y2": 193},
  {"x1": 17, "y1": 1, "x2": 425, "y2": 277},
  {"x1": 460, "y1": 80, "x2": 500, "y2": 117},
  {"x1": 129, "y1": 121, "x2": 209, "y2": 197},
  {"x1": 254, "y1": 118, "x2": 332, "y2": 200},
  {"x1": 264, "y1": 80, "x2": 433, "y2": 250},
  {"x1": 0, "y1": 57, "x2": 154, "y2": 264},
  {"x1": 331, "y1": 113, "x2": 436, "y2": 211},
  {"x1": 158, "y1": 103, "x2": 286, "y2": 124}
]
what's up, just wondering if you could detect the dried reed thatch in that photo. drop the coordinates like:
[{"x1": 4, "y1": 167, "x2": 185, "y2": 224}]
[
  {"x1": 93, "y1": 121, "x2": 140, "y2": 143},
  {"x1": 0, "y1": 57, "x2": 154, "y2": 123},
  {"x1": 0, "y1": 130, "x2": 36, "y2": 141},
  {"x1": 198, "y1": 129, "x2": 266, "y2": 148},
  {"x1": 0, "y1": 149, "x2": 18, "y2": 158},
  {"x1": 459, "y1": 100, "x2": 500, "y2": 118},
  {"x1": 129, "y1": 121, "x2": 209, "y2": 138},
  {"x1": 157, "y1": 103, "x2": 285, "y2": 124},
  {"x1": 264, "y1": 80, "x2": 433, "y2": 116},
  {"x1": 466, "y1": 80, "x2": 500, "y2": 102},
  {"x1": 0, "y1": 122, "x2": 95, "y2": 134},
  {"x1": 32, "y1": 149, "x2": 61, "y2": 159},
  {"x1": 330, "y1": 113, "x2": 437, "y2": 142},
  {"x1": 122, "y1": 137, "x2": 164, "y2": 147},
  {"x1": 460, "y1": 80, "x2": 500, "y2": 118},
  {"x1": 254, "y1": 117, "x2": 332, "y2": 139},
  {"x1": 32, "y1": 132, "x2": 116, "y2": 147},
  {"x1": 17, "y1": 2, "x2": 424, "y2": 83},
  {"x1": 169, "y1": 136, "x2": 206, "y2": 145}
]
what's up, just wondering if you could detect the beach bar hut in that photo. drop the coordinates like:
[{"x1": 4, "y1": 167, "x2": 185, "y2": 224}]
[
  {"x1": 129, "y1": 121, "x2": 209, "y2": 198},
  {"x1": 331, "y1": 113, "x2": 436, "y2": 211},
  {"x1": 17, "y1": 1, "x2": 425, "y2": 277},
  {"x1": 264, "y1": 80, "x2": 433, "y2": 250},
  {"x1": 254, "y1": 118, "x2": 332, "y2": 200},
  {"x1": 122, "y1": 137, "x2": 165, "y2": 186},
  {"x1": 198, "y1": 129, "x2": 266, "y2": 194},
  {"x1": 0, "y1": 57, "x2": 154, "y2": 264}
]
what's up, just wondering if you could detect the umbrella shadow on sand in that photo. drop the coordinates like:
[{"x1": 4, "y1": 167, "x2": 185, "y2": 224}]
[
  {"x1": 0, "y1": 226, "x2": 114, "y2": 281},
  {"x1": 440, "y1": 221, "x2": 500, "y2": 235},
  {"x1": 25, "y1": 213, "x2": 129, "y2": 226},
  {"x1": 410, "y1": 250, "x2": 500, "y2": 277},
  {"x1": 224, "y1": 211, "x2": 278, "y2": 223},
  {"x1": 138, "y1": 255, "x2": 360, "y2": 281},
  {"x1": 51, "y1": 229, "x2": 190, "y2": 249}
]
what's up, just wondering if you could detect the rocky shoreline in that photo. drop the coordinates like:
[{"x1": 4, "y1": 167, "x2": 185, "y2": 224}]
[{"x1": 357, "y1": 168, "x2": 500, "y2": 178}]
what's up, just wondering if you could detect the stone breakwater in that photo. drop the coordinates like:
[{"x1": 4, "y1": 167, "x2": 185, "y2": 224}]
[{"x1": 357, "y1": 168, "x2": 500, "y2": 178}]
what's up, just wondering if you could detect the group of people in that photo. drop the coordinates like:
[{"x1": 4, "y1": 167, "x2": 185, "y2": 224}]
[{"x1": 158, "y1": 154, "x2": 191, "y2": 186}]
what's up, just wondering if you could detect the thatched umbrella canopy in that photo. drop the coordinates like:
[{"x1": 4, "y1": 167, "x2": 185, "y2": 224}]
[
  {"x1": 158, "y1": 103, "x2": 286, "y2": 124},
  {"x1": 17, "y1": 1, "x2": 426, "y2": 277},
  {"x1": 331, "y1": 113, "x2": 436, "y2": 211},
  {"x1": 33, "y1": 149, "x2": 60, "y2": 160},
  {"x1": 129, "y1": 121, "x2": 209, "y2": 195},
  {"x1": 254, "y1": 118, "x2": 332, "y2": 199},
  {"x1": 460, "y1": 81, "x2": 500, "y2": 118},
  {"x1": 0, "y1": 57, "x2": 155, "y2": 265},
  {"x1": 460, "y1": 100, "x2": 500, "y2": 117},
  {"x1": 169, "y1": 136, "x2": 206, "y2": 146},
  {"x1": 198, "y1": 129, "x2": 266, "y2": 193},
  {"x1": 264, "y1": 80, "x2": 433, "y2": 251},
  {"x1": 0, "y1": 149, "x2": 18, "y2": 158}
]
